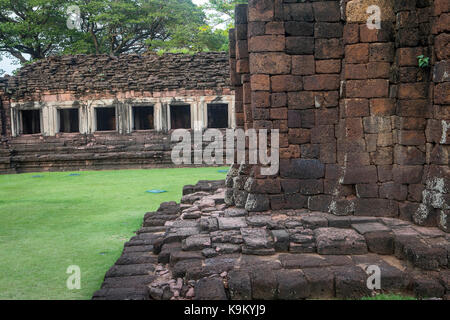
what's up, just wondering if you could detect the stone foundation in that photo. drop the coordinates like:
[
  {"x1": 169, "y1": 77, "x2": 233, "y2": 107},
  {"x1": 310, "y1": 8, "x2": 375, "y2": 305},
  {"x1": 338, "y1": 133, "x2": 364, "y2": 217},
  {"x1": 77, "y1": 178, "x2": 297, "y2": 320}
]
[{"x1": 93, "y1": 180, "x2": 449, "y2": 300}]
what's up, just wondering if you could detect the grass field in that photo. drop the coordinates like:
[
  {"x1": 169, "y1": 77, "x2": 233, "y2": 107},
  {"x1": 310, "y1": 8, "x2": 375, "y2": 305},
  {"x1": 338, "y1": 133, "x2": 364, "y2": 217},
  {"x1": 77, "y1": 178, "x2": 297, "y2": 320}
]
[{"x1": 0, "y1": 167, "x2": 228, "y2": 300}]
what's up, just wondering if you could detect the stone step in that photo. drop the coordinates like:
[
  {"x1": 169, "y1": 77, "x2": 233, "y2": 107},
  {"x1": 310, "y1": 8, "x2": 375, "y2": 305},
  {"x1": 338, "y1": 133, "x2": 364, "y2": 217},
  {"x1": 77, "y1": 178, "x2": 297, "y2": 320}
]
[
  {"x1": 105, "y1": 263, "x2": 156, "y2": 278},
  {"x1": 101, "y1": 275, "x2": 156, "y2": 289}
]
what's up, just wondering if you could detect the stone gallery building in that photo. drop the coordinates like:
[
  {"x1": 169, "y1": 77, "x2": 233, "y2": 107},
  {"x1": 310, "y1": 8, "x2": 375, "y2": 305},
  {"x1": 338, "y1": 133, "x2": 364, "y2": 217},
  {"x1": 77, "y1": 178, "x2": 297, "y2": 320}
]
[{"x1": 0, "y1": 52, "x2": 235, "y2": 173}]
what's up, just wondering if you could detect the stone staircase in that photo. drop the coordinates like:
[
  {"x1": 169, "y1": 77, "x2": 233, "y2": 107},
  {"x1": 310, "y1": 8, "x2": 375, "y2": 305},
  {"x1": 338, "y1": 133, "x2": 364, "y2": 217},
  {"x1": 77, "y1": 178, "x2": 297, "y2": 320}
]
[{"x1": 1, "y1": 132, "x2": 174, "y2": 173}]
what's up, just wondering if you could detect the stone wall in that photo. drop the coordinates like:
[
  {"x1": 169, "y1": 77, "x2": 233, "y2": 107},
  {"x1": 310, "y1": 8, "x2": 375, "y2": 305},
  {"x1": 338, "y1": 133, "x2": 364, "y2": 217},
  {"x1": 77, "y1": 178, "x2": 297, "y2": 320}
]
[{"x1": 226, "y1": 0, "x2": 449, "y2": 232}]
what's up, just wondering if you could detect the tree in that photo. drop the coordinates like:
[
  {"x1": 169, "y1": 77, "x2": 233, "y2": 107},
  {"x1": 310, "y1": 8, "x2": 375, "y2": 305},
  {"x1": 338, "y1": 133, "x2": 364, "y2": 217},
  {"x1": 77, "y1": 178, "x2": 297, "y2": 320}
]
[
  {"x1": 0, "y1": 0, "x2": 72, "y2": 62},
  {"x1": 0, "y1": 0, "x2": 231, "y2": 64},
  {"x1": 71, "y1": 0, "x2": 210, "y2": 55}
]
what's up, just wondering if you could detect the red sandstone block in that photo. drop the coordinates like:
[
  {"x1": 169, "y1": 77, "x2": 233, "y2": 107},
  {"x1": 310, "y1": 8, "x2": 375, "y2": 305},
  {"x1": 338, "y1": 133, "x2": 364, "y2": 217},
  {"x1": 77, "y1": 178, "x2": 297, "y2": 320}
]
[
  {"x1": 251, "y1": 179, "x2": 282, "y2": 194},
  {"x1": 249, "y1": 35, "x2": 285, "y2": 52},
  {"x1": 271, "y1": 92, "x2": 287, "y2": 107},
  {"x1": 281, "y1": 179, "x2": 300, "y2": 194},
  {"x1": 292, "y1": 55, "x2": 315, "y2": 75},
  {"x1": 270, "y1": 108, "x2": 288, "y2": 120},
  {"x1": 434, "y1": 82, "x2": 450, "y2": 104},
  {"x1": 265, "y1": 21, "x2": 285, "y2": 35},
  {"x1": 236, "y1": 59, "x2": 249, "y2": 73},
  {"x1": 303, "y1": 75, "x2": 340, "y2": 91},
  {"x1": 288, "y1": 91, "x2": 315, "y2": 109},
  {"x1": 398, "y1": 117, "x2": 426, "y2": 131},
  {"x1": 394, "y1": 145, "x2": 425, "y2": 165},
  {"x1": 288, "y1": 128, "x2": 311, "y2": 144},
  {"x1": 270, "y1": 194, "x2": 286, "y2": 210},
  {"x1": 433, "y1": 0, "x2": 450, "y2": 16},
  {"x1": 320, "y1": 143, "x2": 337, "y2": 164},
  {"x1": 370, "y1": 98, "x2": 396, "y2": 116},
  {"x1": 356, "y1": 184, "x2": 379, "y2": 198},
  {"x1": 377, "y1": 165, "x2": 392, "y2": 182},
  {"x1": 371, "y1": 147, "x2": 394, "y2": 165},
  {"x1": 354, "y1": 199, "x2": 398, "y2": 218},
  {"x1": 251, "y1": 74, "x2": 270, "y2": 91},
  {"x1": 397, "y1": 130, "x2": 426, "y2": 146},
  {"x1": 248, "y1": 22, "x2": 265, "y2": 37},
  {"x1": 283, "y1": 2, "x2": 314, "y2": 22},
  {"x1": 288, "y1": 110, "x2": 315, "y2": 128},
  {"x1": 367, "y1": 62, "x2": 390, "y2": 79},
  {"x1": 316, "y1": 108, "x2": 338, "y2": 125},
  {"x1": 274, "y1": 120, "x2": 288, "y2": 133},
  {"x1": 398, "y1": 83, "x2": 428, "y2": 100},
  {"x1": 359, "y1": 24, "x2": 393, "y2": 43},
  {"x1": 434, "y1": 33, "x2": 450, "y2": 60},
  {"x1": 315, "y1": 39, "x2": 344, "y2": 59},
  {"x1": 285, "y1": 21, "x2": 314, "y2": 36},
  {"x1": 344, "y1": 118, "x2": 364, "y2": 139},
  {"x1": 253, "y1": 107, "x2": 270, "y2": 120},
  {"x1": 316, "y1": 60, "x2": 341, "y2": 74},
  {"x1": 397, "y1": 99, "x2": 431, "y2": 117},
  {"x1": 408, "y1": 184, "x2": 424, "y2": 202},
  {"x1": 271, "y1": 75, "x2": 303, "y2": 92},
  {"x1": 237, "y1": 40, "x2": 249, "y2": 59},
  {"x1": 342, "y1": 165, "x2": 378, "y2": 184},
  {"x1": 344, "y1": 63, "x2": 368, "y2": 79},
  {"x1": 346, "y1": 79, "x2": 389, "y2": 98},
  {"x1": 314, "y1": 22, "x2": 343, "y2": 39},
  {"x1": 393, "y1": 165, "x2": 424, "y2": 184},
  {"x1": 248, "y1": 0, "x2": 274, "y2": 22},
  {"x1": 250, "y1": 53, "x2": 291, "y2": 74},
  {"x1": 397, "y1": 47, "x2": 424, "y2": 66},
  {"x1": 343, "y1": 24, "x2": 359, "y2": 44},
  {"x1": 280, "y1": 145, "x2": 301, "y2": 159},
  {"x1": 314, "y1": 91, "x2": 339, "y2": 108},
  {"x1": 286, "y1": 36, "x2": 315, "y2": 54},
  {"x1": 344, "y1": 99, "x2": 370, "y2": 117},
  {"x1": 345, "y1": 43, "x2": 369, "y2": 63},
  {"x1": 432, "y1": 12, "x2": 450, "y2": 34},
  {"x1": 279, "y1": 133, "x2": 289, "y2": 147},
  {"x1": 369, "y1": 43, "x2": 395, "y2": 62},
  {"x1": 253, "y1": 120, "x2": 273, "y2": 130},
  {"x1": 310, "y1": 125, "x2": 335, "y2": 143},
  {"x1": 251, "y1": 91, "x2": 270, "y2": 108},
  {"x1": 312, "y1": 1, "x2": 341, "y2": 22}
]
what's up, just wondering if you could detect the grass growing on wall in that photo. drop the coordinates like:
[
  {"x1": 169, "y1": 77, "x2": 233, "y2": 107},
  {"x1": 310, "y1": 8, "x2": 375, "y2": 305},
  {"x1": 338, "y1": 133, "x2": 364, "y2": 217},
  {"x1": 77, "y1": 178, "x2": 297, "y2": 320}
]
[{"x1": 0, "y1": 167, "x2": 228, "y2": 300}]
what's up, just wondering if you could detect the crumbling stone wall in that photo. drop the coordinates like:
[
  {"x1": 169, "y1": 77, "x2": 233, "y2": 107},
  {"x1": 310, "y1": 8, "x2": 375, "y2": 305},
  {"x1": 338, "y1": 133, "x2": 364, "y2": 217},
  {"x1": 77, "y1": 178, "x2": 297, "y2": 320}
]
[
  {"x1": 0, "y1": 52, "x2": 234, "y2": 173},
  {"x1": 226, "y1": 0, "x2": 449, "y2": 232}
]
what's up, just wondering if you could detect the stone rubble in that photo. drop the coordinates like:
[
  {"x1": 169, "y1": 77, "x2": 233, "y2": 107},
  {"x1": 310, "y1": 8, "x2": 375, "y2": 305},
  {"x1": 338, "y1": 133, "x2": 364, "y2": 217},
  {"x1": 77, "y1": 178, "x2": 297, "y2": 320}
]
[{"x1": 93, "y1": 180, "x2": 449, "y2": 300}]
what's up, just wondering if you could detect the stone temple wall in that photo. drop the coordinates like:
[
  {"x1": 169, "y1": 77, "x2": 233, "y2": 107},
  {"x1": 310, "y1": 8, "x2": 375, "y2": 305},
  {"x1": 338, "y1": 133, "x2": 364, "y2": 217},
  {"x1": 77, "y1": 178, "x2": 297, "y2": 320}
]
[
  {"x1": 0, "y1": 52, "x2": 234, "y2": 173},
  {"x1": 226, "y1": 0, "x2": 449, "y2": 232}
]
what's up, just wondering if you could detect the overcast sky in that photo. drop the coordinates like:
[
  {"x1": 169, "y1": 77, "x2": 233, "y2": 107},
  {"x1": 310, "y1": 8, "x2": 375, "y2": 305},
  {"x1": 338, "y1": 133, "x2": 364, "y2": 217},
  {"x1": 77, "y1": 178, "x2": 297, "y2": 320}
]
[{"x1": 0, "y1": 0, "x2": 210, "y2": 76}]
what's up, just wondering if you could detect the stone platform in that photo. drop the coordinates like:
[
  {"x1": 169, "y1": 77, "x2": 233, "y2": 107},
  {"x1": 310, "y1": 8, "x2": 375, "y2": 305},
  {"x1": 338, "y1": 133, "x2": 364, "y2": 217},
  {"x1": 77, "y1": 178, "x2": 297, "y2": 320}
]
[{"x1": 93, "y1": 181, "x2": 449, "y2": 300}]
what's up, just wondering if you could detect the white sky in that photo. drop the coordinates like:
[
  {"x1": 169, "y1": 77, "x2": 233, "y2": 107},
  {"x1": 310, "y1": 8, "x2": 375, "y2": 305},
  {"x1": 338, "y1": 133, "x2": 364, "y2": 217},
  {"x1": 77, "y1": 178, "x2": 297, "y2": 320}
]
[{"x1": 0, "y1": 0, "x2": 211, "y2": 76}]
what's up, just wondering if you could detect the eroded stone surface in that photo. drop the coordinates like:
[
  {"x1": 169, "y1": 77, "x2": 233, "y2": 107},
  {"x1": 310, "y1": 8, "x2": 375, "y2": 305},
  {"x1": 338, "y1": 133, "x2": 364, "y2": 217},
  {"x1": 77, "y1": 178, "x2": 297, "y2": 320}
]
[{"x1": 94, "y1": 180, "x2": 449, "y2": 300}]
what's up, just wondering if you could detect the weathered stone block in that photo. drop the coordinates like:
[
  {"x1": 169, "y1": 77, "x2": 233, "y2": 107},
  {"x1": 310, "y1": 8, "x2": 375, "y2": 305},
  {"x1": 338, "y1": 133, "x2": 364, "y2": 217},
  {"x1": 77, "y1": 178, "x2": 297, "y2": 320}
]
[{"x1": 314, "y1": 228, "x2": 368, "y2": 255}]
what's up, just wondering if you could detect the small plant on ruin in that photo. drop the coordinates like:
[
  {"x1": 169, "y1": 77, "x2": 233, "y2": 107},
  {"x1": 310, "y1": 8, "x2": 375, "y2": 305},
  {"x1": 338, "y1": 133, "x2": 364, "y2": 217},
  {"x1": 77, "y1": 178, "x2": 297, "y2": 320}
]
[{"x1": 417, "y1": 55, "x2": 430, "y2": 68}]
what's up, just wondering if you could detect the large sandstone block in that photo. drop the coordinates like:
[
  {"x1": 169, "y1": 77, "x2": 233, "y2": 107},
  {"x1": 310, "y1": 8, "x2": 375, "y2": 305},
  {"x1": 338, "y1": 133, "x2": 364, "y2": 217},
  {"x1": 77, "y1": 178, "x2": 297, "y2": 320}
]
[{"x1": 314, "y1": 228, "x2": 368, "y2": 255}]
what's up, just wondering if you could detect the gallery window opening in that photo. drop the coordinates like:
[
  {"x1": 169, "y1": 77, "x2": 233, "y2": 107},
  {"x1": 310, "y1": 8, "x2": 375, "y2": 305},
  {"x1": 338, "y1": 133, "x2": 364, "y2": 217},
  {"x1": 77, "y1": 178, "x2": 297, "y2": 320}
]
[
  {"x1": 170, "y1": 105, "x2": 191, "y2": 129},
  {"x1": 96, "y1": 107, "x2": 116, "y2": 131}
]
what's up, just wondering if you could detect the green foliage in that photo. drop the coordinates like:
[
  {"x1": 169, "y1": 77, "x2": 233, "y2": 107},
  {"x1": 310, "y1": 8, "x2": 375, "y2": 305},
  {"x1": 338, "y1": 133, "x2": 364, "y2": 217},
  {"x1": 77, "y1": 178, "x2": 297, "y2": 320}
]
[
  {"x1": 0, "y1": 167, "x2": 229, "y2": 299},
  {"x1": 417, "y1": 55, "x2": 430, "y2": 68},
  {"x1": 0, "y1": 0, "x2": 233, "y2": 64}
]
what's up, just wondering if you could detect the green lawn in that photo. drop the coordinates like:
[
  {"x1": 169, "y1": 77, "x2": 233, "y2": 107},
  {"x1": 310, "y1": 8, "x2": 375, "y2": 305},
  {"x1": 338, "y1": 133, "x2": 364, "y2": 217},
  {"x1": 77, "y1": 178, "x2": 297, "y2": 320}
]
[{"x1": 0, "y1": 167, "x2": 228, "y2": 300}]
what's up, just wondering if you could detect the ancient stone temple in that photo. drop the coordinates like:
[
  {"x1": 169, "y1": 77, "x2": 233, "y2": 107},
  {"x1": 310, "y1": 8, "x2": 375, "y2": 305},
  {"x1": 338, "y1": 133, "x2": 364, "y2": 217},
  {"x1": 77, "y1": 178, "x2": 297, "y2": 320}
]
[
  {"x1": 0, "y1": 52, "x2": 234, "y2": 173},
  {"x1": 226, "y1": 0, "x2": 449, "y2": 232},
  {"x1": 93, "y1": 0, "x2": 449, "y2": 301}
]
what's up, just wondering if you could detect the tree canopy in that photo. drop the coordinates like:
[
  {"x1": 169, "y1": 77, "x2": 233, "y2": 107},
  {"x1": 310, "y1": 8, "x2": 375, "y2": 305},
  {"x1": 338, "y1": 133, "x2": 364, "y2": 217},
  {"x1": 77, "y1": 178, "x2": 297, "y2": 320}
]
[{"x1": 0, "y1": 0, "x2": 235, "y2": 64}]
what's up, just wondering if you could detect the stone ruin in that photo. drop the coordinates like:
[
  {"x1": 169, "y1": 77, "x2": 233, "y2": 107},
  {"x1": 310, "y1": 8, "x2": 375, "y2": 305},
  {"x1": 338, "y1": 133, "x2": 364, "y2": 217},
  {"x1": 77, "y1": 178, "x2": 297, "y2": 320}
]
[
  {"x1": 0, "y1": 52, "x2": 234, "y2": 173},
  {"x1": 93, "y1": 0, "x2": 449, "y2": 300}
]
